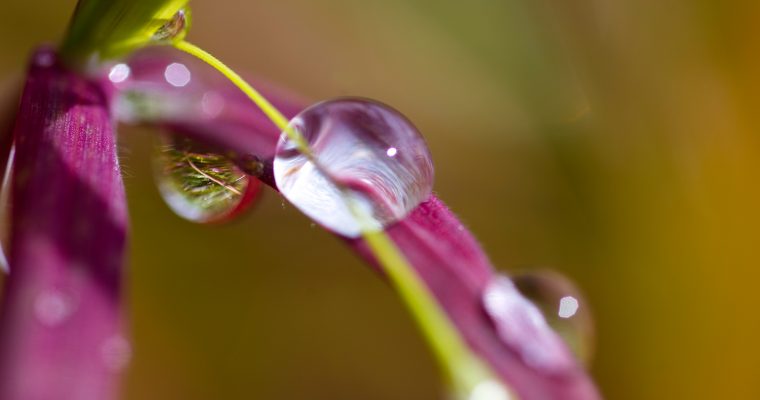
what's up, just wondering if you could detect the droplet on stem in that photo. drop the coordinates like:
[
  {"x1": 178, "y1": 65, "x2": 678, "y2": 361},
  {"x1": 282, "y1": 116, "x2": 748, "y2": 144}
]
[
  {"x1": 153, "y1": 9, "x2": 191, "y2": 42},
  {"x1": 153, "y1": 134, "x2": 261, "y2": 223},
  {"x1": 512, "y1": 270, "x2": 595, "y2": 364},
  {"x1": 273, "y1": 98, "x2": 434, "y2": 237}
]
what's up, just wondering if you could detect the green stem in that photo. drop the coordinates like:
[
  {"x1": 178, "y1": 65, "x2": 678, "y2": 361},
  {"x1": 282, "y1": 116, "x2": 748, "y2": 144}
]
[
  {"x1": 174, "y1": 40, "x2": 506, "y2": 397},
  {"x1": 173, "y1": 41, "x2": 310, "y2": 154}
]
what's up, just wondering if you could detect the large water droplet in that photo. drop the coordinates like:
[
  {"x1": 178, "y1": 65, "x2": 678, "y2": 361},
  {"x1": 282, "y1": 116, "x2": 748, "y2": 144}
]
[
  {"x1": 482, "y1": 275, "x2": 577, "y2": 375},
  {"x1": 273, "y1": 98, "x2": 434, "y2": 237},
  {"x1": 512, "y1": 270, "x2": 595, "y2": 364},
  {"x1": 153, "y1": 134, "x2": 261, "y2": 223}
]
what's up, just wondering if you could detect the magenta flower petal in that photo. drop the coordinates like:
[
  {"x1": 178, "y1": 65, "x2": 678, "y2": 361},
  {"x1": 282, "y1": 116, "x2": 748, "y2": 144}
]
[
  {"x1": 114, "y1": 47, "x2": 305, "y2": 159},
  {"x1": 353, "y1": 198, "x2": 599, "y2": 399},
  {"x1": 121, "y1": 48, "x2": 600, "y2": 399},
  {"x1": 0, "y1": 48, "x2": 128, "y2": 400}
]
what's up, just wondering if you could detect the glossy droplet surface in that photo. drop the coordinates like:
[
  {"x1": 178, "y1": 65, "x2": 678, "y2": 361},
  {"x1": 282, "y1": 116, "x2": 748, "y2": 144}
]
[
  {"x1": 513, "y1": 270, "x2": 595, "y2": 364},
  {"x1": 153, "y1": 9, "x2": 190, "y2": 42},
  {"x1": 154, "y1": 135, "x2": 261, "y2": 223},
  {"x1": 274, "y1": 98, "x2": 434, "y2": 237},
  {"x1": 482, "y1": 275, "x2": 577, "y2": 375}
]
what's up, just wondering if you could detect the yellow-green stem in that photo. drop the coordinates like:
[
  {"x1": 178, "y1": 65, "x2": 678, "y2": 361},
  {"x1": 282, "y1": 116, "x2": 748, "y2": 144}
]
[{"x1": 174, "y1": 40, "x2": 506, "y2": 397}]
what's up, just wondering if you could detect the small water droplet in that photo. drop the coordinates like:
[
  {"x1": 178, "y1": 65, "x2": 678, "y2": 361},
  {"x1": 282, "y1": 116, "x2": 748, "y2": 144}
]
[
  {"x1": 34, "y1": 289, "x2": 73, "y2": 327},
  {"x1": 512, "y1": 270, "x2": 595, "y2": 364},
  {"x1": 153, "y1": 135, "x2": 261, "y2": 223},
  {"x1": 153, "y1": 9, "x2": 191, "y2": 42},
  {"x1": 100, "y1": 335, "x2": 132, "y2": 372},
  {"x1": 273, "y1": 98, "x2": 434, "y2": 237},
  {"x1": 482, "y1": 275, "x2": 576, "y2": 375}
]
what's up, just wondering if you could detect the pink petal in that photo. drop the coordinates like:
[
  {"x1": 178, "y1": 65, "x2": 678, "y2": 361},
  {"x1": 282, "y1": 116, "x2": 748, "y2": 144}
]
[{"x1": 0, "y1": 48, "x2": 129, "y2": 400}]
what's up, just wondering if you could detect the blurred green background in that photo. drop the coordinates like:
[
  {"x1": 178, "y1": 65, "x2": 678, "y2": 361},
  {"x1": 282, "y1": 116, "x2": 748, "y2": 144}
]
[{"x1": 2, "y1": 0, "x2": 760, "y2": 399}]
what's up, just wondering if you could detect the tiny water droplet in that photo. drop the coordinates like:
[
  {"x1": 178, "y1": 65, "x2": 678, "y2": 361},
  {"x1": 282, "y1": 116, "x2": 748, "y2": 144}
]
[
  {"x1": 273, "y1": 98, "x2": 434, "y2": 237},
  {"x1": 34, "y1": 289, "x2": 74, "y2": 327},
  {"x1": 512, "y1": 270, "x2": 595, "y2": 364},
  {"x1": 100, "y1": 335, "x2": 132, "y2": 372},
  {"x1": 153, "y1": 8, "x2": 191, "y2": 42},
  {"x1": 153, "y1": 135, "x2": 261, "y2": 223},
  {"x1": 482, "y1": 275, "x2": 576, "y2": 375}
]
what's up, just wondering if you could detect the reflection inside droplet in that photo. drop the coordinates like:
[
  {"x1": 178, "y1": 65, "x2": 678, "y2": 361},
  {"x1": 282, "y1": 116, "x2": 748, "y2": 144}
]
[
  {"x1": 108, "y1": 63, "x2": 131, "y2": 83},
  {"x1": 558, "y1": 296, "x2": 579, "y2": 319},
  {"x1": 153, "y1": 134, "x2": 260, "y2": 223},
  {"x1": 153, "y1": 8, "x2": 190, "y2": 42},
  {"x1": 273, "y1": 98, "x2": 434, "y2": 237},
  {"x1": 164, "y1": 62, "x2": 191, "y2": 87}
]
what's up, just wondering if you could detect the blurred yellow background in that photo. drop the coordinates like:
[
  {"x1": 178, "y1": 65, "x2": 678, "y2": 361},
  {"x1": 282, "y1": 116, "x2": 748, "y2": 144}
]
[{"x1": 2, "y1": 0, "x2": 759, "y2": 399}]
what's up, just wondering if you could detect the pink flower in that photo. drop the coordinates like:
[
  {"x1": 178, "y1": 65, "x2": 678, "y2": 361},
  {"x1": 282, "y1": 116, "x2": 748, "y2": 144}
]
[{"x1": 0, "y1": 22, "x2": 599, "y2": 400}]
